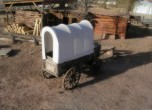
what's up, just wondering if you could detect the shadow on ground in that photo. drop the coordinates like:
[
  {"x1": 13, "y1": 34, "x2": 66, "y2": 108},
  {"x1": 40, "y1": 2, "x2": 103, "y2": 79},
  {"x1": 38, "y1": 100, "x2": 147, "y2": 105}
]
[
  {"x1": 0, "y1": 45, "x2": 20, "y2": 57},
  {"x1": 0, "y1": 45, "x2": 10, "y2": 48},
  {"x1": 79, "y1": 51, "x2": 152, "y2": 88},
  {"x1": 126, "y1": 25, "x2": 152, "y2": 39},
  {"x1": 9, "y1": 49, "x2": 20, "y2": 57}
]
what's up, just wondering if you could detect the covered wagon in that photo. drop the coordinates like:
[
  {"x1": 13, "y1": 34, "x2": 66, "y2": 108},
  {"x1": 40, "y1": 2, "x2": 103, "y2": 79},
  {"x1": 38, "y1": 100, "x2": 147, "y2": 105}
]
[{"x1": 41, "y1": 20, "x2": 101, "y2": 90}]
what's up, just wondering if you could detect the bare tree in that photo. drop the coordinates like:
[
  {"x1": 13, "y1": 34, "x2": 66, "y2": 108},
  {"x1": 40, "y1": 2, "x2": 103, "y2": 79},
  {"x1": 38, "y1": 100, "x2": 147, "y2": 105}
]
[
  {"x1": 71, "y1": 0, "x2": 97, "y2": 19},
  {"x1": 70, "y1": 0, "x2": 137, "y2": 19},
  {"x1": 116, "y1": 0, "x2": 136, "y2": 12},
  {"x1": 74, "y1": 0, "x2": 90, "y2": 18}
]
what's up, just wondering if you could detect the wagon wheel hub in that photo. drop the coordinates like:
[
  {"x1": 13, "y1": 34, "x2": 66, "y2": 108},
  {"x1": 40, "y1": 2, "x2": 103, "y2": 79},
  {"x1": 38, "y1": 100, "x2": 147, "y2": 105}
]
[{"x1": 62, "y1": 67, "x2": 81, "y2": 90}]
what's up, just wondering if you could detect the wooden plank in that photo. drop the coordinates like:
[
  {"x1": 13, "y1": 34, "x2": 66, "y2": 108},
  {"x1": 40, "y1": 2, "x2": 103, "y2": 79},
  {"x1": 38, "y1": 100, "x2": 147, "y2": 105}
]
[
  {"x1": 1, "y1": 0, "x2": 43, "y2": 5},
  {"x1": 33, "y1": 19, "x2": 38, "y2": 35},
  {"x1": 36, "y1": 23, "x2": 39, "y2": 36}
]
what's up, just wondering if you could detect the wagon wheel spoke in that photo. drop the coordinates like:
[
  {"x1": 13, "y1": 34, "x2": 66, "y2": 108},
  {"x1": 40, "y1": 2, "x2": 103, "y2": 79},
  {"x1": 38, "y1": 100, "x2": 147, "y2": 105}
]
[
  {"x1": 64, "y1": 77, "x2": 75, "y2": 89},
  {"x1": 73, "y1": 72, "x2": 80, "y2": 85},
  {"x1": 62, "y1": 67, "x2": 81, "y2": 90}
]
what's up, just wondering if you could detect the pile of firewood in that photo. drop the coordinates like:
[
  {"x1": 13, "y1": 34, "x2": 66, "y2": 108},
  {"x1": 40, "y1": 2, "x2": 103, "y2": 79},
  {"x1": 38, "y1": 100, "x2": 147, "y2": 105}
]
[
  {"x1": 6, "y1": 23, "x2": 33, "y2": 35},
  {"x1": 6, "y1": 18, "x2": 42, "y2": 36}
]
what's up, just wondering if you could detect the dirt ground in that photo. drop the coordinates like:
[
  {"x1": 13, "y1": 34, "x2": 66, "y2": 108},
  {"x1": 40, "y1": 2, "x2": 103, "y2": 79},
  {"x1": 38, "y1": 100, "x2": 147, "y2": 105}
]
[{"x1": 0, "y1": 24, "x2": 152, "y2": 110}]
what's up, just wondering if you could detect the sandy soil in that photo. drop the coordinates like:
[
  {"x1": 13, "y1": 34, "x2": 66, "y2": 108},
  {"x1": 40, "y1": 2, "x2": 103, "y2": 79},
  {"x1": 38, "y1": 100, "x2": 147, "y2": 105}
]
[{"x1": 0, "y1": 25, "x2": 152, "y2": 110}]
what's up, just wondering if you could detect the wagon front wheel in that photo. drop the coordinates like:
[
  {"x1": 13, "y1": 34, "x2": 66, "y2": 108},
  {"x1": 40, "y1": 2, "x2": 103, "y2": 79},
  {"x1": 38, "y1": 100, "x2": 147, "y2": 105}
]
[{"x1": 62, "y1": 67, "x2": 81, "y2": 90}]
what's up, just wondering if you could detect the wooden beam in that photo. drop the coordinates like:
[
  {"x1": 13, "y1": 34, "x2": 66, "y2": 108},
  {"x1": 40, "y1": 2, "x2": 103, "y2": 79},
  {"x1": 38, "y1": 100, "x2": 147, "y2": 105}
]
[
  {"x1": 32, "y1": 2, "x2": 41, "y2": 12},
  {"x1": 0, "y1": 0, "x2": 42, "y2": 5},
  {"x1": 4, "y1": 5, "x2": 9, "y2": 25},
  {"x1": 5, "y1": 4, "x2": 13, "y2": 12},
  {"x1": 41, "y1": 4, "x2": 44, "y2": 28}
]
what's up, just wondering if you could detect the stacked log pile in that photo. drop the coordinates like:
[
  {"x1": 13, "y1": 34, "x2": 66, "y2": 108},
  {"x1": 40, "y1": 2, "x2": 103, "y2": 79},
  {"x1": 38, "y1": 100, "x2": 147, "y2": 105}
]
[
  {"x1": 6, "y1": 23, "x2": 33, "y2": 35},
  {"x1": 93, "y1": 15, "x2": 128, "y2": 39}
]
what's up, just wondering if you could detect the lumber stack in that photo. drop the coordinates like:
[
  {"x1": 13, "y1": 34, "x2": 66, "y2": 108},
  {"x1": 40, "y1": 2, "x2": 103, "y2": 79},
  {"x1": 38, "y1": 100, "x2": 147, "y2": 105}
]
[
  {"x1": 6, "y1": 23, "x2": 33, "y2": 35},
  {"x1": 93, "y1": 15, "x2": 128, "y2": 39},
  {"x1": 14, "y1": 10, "x2": 41, "y2": 29},
  {"x1": 33, "y1": 19, "x2": 42, "y2": 36}
]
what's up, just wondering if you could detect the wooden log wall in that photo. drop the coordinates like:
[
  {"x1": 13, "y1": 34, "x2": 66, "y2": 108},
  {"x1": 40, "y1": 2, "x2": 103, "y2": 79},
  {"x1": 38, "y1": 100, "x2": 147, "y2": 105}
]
[
  {"x1": 93, "y1": 15, "x2": 128, "y2": 39},
  {"x1": 5, "y1": 10, "x2": 42, "y2": 36},
  {"x1": 14, "y1": 10, "x2": 41, "y2": 29}
]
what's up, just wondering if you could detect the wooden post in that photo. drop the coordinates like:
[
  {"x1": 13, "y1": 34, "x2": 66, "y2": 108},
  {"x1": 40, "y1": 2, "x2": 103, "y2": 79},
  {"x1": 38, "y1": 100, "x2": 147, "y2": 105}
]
[
  {"x1": 6, "y1": 11, "x2": 9, "y2": 25},
  {"x1": 5, "y1": 4, "x2": 13, "y2": 25},
  {"x1": 10, "y1": 33, "x2": 16, "y2": 44},
  {"x1": 5, "y1": 5, "x2": 9, "y2": 25}
]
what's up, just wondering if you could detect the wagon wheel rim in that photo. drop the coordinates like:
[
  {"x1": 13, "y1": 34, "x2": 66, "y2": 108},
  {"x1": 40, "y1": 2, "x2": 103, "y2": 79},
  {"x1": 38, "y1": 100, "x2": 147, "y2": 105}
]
[{"x1": 63, "y1": 67, "x2": 81, "y2": 90}]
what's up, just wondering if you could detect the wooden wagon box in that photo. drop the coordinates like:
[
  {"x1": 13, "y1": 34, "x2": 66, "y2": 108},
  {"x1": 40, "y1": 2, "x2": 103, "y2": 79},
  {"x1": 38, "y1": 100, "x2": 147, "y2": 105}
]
[{"x1": 93, "y1": 15, "x2": 128, "y2": 39}]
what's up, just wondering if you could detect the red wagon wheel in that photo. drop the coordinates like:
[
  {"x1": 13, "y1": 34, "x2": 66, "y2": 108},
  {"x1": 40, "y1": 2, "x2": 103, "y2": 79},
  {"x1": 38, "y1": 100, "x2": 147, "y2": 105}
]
[{"x1": 62, "y1": 67, "x2": 81, "y2": 90}]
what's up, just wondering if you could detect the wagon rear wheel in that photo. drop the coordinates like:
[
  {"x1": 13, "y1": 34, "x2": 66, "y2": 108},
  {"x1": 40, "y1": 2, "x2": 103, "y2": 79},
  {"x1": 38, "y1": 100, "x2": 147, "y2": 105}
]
[{"x1": 62, "y1": 67, "x2": 81, "y2": 90}]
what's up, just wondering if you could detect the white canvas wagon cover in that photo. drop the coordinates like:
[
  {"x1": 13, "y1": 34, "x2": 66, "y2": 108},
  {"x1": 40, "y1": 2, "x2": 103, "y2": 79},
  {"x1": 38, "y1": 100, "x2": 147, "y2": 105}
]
[{"x1": 42, "y1": 20, "x2": 94, "y2": 64}]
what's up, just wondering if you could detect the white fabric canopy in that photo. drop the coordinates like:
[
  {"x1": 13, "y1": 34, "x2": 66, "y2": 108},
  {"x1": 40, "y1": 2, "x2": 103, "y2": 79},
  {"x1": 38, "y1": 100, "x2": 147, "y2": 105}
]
[{"x1": 41, "y1": 20, "x2": 94, "y2": 64}]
